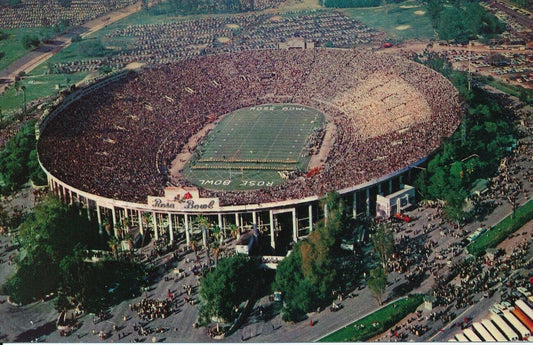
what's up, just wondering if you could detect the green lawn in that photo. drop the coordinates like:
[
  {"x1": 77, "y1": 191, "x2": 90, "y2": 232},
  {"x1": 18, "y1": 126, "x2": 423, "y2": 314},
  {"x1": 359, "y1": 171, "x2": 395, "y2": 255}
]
[
  {"x1": 0, "y1": 27, "x2": 60, "y2": 71},
  {"x1": 0, "y1": 71, "x2": 89, "y2": 116},
  {"x1": 318, "y1": 295, "x2": 424, "y2": 342},
  {"x1": 342, "y1": 0, "x2": 435, "y2": 41},
  {"x1": 182, "y1": 104, "x2": 324, "y2": 191},
  {"x1": 0, "y1": 28, "x2": 37, "y2": 71},
  {"x1": 467, "y1": 199, "x2": 533, "y2": 256}
]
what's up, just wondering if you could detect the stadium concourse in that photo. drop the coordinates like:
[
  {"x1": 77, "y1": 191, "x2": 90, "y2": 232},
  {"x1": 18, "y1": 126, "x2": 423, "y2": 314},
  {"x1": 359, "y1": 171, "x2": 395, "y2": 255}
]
[{"x1": 36, "y1": 47, "x2": 462, "y2": 254}]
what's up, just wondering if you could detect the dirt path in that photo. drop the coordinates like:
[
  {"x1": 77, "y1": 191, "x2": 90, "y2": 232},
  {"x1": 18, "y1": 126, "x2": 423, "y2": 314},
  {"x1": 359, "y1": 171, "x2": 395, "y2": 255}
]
[{"x1": 168, "y1": 121, "x2": 218, "y2": 179}]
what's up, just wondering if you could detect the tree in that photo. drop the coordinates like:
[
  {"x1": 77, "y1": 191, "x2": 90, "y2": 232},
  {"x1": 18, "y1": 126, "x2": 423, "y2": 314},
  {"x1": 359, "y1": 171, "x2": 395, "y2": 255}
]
[
  {"x1": 76, "y1": 39, "x2": 109, "y2": 57},
  {"x1": 229, "y1": 223, "x2": 239, "y2": 239},
  {"x1": 273, "y1": 192, "x2": 347, "y2": 321},
  {"x1": 367, "y1": 265, "x2": 387, "y2": 305},
  {"x1": 107, "y1": 236, "x2": 120, "y2": 260},
  {"x1": 58, "y1": 244, "x2": 88, "y2": 301},
  {"x1": 5, "y1": 194, "x2": 99, "y2": 304},
  {"x1": 190, "y1": 240, "x2": 199, "y2": 262},
  {"x1": 0, "y1": 119, "x2": 46, "y2": 195},
  {"x1": 21, "y1": 34, "x2": 40, "y2": 50},
  {"x1": 211, "y1": 224, "x2": 223, "y2": 244},
  {"x1": 196, "y1": 215, "x2": 209, "y2": 248},
  {"x1": 273, "y1": 248, "x2": 320, "y2": 321},
  {"x1": 299, "y1": 223, "x2": 337, "y2": 297},
  {"x1": 5, "y1": 194, "x2": 144, "y2": 310},
  {"x1": 423, "y1": 0, "x2": 504, "y2": 42},
  {"x1": 211, "y1": 242, "x2": 221, "y2": 267},
  {"x1": 199, "y1": 255, "x2": 259, "y2": 322},
  {"x1": 371, "y1": 223, "x2": 394, "y2": 269},
  {"x1": 444, "y1": 189, "x2": 468, "y2": 229},
  {"x1": 519, "y1": 88, "x2": 530, "y2": 104},
  {"x1": 55, "y1": 290, "x2": 72, "y2": 313}
]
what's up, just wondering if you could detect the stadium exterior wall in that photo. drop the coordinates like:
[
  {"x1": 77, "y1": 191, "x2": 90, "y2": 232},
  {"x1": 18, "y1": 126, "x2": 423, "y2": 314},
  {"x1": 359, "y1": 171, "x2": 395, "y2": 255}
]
[{"x1": 39, "y1": 152, "x2": 420, "y2": 249}]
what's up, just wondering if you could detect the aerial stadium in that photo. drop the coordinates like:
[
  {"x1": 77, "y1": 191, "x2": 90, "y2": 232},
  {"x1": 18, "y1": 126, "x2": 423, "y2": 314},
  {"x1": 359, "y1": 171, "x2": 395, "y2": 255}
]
[{"x1": 36, "y1": 48, "x2": 462, "y2": 255}]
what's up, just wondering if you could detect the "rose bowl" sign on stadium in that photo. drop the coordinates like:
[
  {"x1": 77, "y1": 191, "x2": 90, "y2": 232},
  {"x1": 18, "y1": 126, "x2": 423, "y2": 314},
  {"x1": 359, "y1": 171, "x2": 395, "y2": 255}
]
[{"x1": 147, "y1": 187, "x2": 219, "y2": 211}]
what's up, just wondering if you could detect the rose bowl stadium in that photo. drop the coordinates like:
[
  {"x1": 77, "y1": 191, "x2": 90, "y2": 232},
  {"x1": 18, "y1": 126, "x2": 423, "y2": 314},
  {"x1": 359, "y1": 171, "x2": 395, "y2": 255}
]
[{"x1": 37, "y1": 48, "x2": 461, "y2": 254}]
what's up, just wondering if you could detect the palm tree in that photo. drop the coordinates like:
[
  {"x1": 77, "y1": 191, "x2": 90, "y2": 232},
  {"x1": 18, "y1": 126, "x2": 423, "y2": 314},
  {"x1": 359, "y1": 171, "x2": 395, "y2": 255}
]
[
  {"x1": 122, "y1": 216, "x2": 132, "y2": 232},
  {"x1": 102, "y1": 217, "x2": 111, "y2": 237},
  {"x1": 190, "y1": 240, "x2": 199, "y2": 262},
  {"x1": 142, "y1": 212, "x2": 154, "y2": 243},
  {"x1": 20, "y1": 85, "x2": 27, "y2": 115},
  {"x1": 114, "y1": 221, "x2": 124, "y2": 239},
  {"x1": 142, "y1": 212, "x2": 153, "y2": 229},
  {"x1": 229, "y1": 224, "x2": 239, "y2": 240},
  {"x1": 107, "y1": 236, "x2": 120, "y2": 260},
  {"x1": 211, "y1": 242, "x2": 221, "y2": 267},
  {"x1": 211, "y1": 225, "x2": 223, "y2": 245},
  {"x1": 124, "y1": 233, "x2": 135, "y2": 258},
  {"x1": 196, "y1": 215, "x2": 210, "y2": 248}
]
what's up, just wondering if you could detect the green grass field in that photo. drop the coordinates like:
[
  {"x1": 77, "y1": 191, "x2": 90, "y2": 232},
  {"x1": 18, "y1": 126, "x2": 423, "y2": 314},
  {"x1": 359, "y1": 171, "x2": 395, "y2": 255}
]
[
  {"x1": 182, "y1": 104, "x2": 324, "y2": 191},
  {"x1": 318, "y1": 295, "x2": 424, "y2": 342},
  {"x1": 0, "y1": 71, "x2": 89, "y2": 116},
  {"x1": 343, "y1": 0, "x2": 435, "y2": 41}
]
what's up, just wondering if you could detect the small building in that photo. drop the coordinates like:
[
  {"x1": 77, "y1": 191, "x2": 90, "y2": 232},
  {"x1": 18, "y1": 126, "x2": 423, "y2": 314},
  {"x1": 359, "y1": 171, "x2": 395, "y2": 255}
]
[
  {"x1": 424, "y1": 295, "x2": 436, "y2": 310},
  {"x1": 278, "y1": 37, "x2": 315, "y2": 50},
  {"x1": 470, "y1": 178, "x2": 489, "y2": 197},
  {"x1": 376, "y1": 184, "x2": 416, "y2": 218}
]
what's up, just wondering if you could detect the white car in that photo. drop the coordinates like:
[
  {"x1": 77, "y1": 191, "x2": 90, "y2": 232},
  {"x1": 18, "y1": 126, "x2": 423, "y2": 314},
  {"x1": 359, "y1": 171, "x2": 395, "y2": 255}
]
[
  {"x1": 490, "y1": 306, "x2": 502, "y2": 314},
  {"x1": 517, "y1": 287, "x2": 531, "y2": 297},
  {"x1": 501, "y1": 301, "x2": 514, "y2": 311},
  {"x1": 493, "y1": 303, "x2": 506, "y2": 312}
]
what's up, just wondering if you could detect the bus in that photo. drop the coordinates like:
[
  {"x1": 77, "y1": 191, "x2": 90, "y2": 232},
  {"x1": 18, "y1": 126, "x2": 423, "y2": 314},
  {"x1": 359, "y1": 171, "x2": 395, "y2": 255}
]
[
  {"x1": 463, "y1": 328, "x2": 482, "y2": 342},
  {"x1": 517, "y1": 299, "x2": 533, "y2": 322},
  {"x1": 454, "y1": 333, "x2": 469, "y2": 342},
  {"x1": 503, "y1": 310, "x2": 530, "y2": 339},
  {"x1": 491, "y1": 313, "x2": 520, "y2": 341},
  {"x1": 472, "y1": 322, "x2": 496, "y2": 341},
  {"x1": 481, "y1": 319, "x2": 508, "y2": 342},
  {"x1": 512, "y1": 307, "x2": 533, "y2": 333},
  {"x1": 467, "y1": 227, "x2": 487, "y2": 243}
]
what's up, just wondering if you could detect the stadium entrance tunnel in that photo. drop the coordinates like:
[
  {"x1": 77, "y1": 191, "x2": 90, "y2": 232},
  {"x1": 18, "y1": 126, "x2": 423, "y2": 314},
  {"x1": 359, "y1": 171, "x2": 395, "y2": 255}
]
[{"x1": 273, "y1": 212, "x2": 295, "y2": 256}]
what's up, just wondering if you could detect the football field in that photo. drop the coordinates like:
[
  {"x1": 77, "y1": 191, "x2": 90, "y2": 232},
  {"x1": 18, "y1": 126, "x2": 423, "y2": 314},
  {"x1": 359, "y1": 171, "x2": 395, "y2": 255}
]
[{"x1": 182, "y1": 104, "x2": 325, "y2": 191}]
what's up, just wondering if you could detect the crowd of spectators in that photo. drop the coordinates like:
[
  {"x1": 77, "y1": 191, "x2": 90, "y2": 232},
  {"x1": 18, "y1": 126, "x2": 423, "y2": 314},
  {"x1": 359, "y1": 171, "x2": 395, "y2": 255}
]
[
  {"x1": 51, "y1": 11, "x2": 383, "y2": 74},
  {"x1": 130, "y1": 297, "x2": 175, "y2": 321},
  {"x1": 38, "y1": 48, "x2": 461, "y2": 206},
  {"x1": 0, "y1": 0, "x2": 137, "y2": 28},
  {"x1": 430, "y1": 234, "x2": 531, "y2": 313}
]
